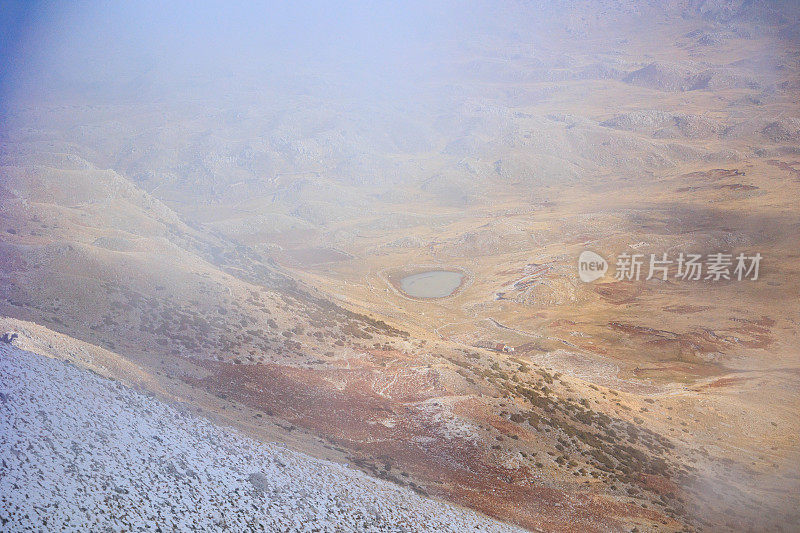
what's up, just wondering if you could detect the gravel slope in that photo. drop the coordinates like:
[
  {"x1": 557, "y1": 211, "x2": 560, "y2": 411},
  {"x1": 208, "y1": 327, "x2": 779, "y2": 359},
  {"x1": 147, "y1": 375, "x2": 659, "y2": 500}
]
[{"x1": 0, "y1": 344, "x2": 524, "y2": 532}]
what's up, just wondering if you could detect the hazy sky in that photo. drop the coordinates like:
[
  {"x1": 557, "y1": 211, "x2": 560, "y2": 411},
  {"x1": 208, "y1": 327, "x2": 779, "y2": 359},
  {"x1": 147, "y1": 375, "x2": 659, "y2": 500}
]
[{"x1": 0, "y1": 1, "x2": 507, "y2": 107}]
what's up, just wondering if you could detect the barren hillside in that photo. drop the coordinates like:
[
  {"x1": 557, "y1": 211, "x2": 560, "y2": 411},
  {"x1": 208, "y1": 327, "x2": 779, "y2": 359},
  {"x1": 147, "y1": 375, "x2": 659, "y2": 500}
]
[
  {"x1": 0, "y1": 341, "x2": 522, "y2": 531},
  {"x1": 1, "y1": 1, "x2": 799, "y2": 531}
]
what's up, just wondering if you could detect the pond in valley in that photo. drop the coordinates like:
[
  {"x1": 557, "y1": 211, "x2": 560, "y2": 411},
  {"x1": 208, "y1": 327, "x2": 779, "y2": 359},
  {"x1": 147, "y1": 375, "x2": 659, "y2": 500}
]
[{"x1": 398, "y1": 270, "x2": 464, "y2": 298}]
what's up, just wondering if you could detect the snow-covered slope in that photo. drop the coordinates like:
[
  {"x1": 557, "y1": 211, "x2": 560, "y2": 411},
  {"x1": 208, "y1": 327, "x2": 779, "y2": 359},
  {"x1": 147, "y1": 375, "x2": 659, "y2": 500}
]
[{"x1": 0, "y1": 344, "x2": 523, "y2": 532}]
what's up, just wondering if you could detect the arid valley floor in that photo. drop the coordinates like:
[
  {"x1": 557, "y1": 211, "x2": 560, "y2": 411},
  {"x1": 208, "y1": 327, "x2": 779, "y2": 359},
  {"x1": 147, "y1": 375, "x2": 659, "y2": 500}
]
[{"x1": 1, "y1": 1, "x2": 799, "y2": 531}]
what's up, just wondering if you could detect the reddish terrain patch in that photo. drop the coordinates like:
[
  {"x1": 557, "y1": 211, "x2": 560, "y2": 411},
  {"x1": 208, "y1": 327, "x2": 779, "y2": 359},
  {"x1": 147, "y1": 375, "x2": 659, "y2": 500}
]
[
  {"x1": 705, "y1": 376, "x2": 752, "y2": 388},
  {"x1": 593, "y1": 281, "x2": 642, "y2": 304},
  {"x1": 714, "y1": 183, "x2": 759, "y2": 191},
  {"x1": 662, "y1": 305, "x2": 711, "y2": 314},
  {"x1": 766, "y1": 159, "x2": 800, "y2": 179},
  {"x1": 727, "y1": 316, "x2": 774, "y2": 348},
  {"x1": 638, "y1": 473, "x2": 679, "y2": 497},
  {"x1": 180, "y1": 353, "x2": 672, "y2": 531},
  {"x1": 680, "y1": 168, "x2": 745, "y2": 181},
  {"x1": 608, "y1": 321, "x2": 732, "y2": 360}
]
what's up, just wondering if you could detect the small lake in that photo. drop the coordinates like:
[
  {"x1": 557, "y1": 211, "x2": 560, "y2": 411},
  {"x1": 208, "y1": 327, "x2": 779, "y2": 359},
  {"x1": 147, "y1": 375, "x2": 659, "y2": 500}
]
[{"x1": 399, "y1": 270, "x2": 464, "y2": 298}]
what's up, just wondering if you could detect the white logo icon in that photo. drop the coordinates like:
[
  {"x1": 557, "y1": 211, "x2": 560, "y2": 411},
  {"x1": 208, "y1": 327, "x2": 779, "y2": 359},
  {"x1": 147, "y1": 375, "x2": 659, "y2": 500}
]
[{"x1": 578, "y1": 250, "x2": 608, "y2": 282}]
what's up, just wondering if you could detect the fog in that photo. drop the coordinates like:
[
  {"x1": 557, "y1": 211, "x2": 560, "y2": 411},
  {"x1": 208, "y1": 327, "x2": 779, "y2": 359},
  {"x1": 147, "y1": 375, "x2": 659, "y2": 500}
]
[{"x1": 1, "y1": 1, "x2": 509, "y2": 107}]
